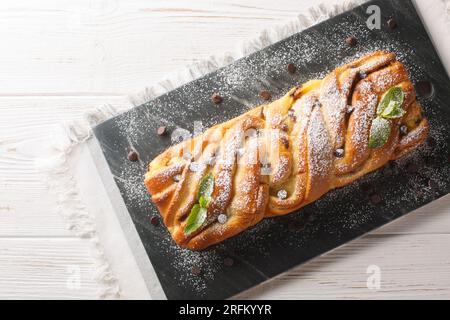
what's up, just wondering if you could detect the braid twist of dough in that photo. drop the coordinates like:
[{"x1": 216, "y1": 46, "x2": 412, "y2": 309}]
[{"x1": 145, "y1": 51, "x2": 429, "y2": 250}]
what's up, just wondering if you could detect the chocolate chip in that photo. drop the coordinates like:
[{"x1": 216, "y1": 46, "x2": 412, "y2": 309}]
[
  {"x1": 387, "y1": 18, "x2": 397, "y2": 29},
  {"x1": 400, "y1": 125, "x2": 409, "y2": 136},
  {"x1": 428, "y1": 180, "x2": 439, "y2": 192},
  {"x1": 280, "y1": 123, "x2": 289, "y2": 132},
  {"x1": 345, "y1": 36, "x2": 357, "y2": 47},
  {"x1": 360, "y1": 182, "x2": 374, "y2": 194},
  {"x1": 127, "y1": 150, "x2": 139, "y2": 162},
  {"x1": 288, "y1": 220, "x2": 306, "y2": 232},
  {"x1": 211, "y1": 93, "x2": 223, "y2": 104},
  {"x1": 334, "y1": 148, "x2": 345, "y2": 158},
  {"x1": 150, "y1": 216, "x2": 160, "y2": 226},
  {"x1": 157, "y1": 126, "x2": 167, "y2": 136},
  {"x1": 346, "y1": 105, "x2": 355, "y2": 114},
  {"x1": 223, "y1": 257, "x2": 234, "y2": 267},
  {"x1": 191, "y1": 266, "x2": 202, "y2": 276},
  {"x1": 406, "y1": 162, "x2": 419, "y2": 173},
  {"x1": 287, "y1": 63, "x2": 297, "y2": 74},
  {"x1": 260, "y1": 90, "x2": 272, "y2": 101},
  {"x1": 427, "y1": 137, "x2": 436, "y2": 148},
  {"x1": 415, "y1": 81, "x2": 434, "y2": 99},
  {"x1": 281, "y1": 136, "x2": 290, "y2": 149},
  {"x1": 370, "y1": 194, "x2": 382, "y2": 205}
]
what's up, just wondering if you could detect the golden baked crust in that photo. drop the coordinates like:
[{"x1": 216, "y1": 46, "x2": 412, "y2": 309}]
[{"x1": 145, "y1": 51, "x2": 429, "y2": 250}]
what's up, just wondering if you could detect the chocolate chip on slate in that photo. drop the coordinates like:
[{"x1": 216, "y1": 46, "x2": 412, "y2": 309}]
[
  {"x1": 370, "y1": 194, "x2": 382, "y2": 205},
  {"x1": 191, "y1": 266, "x2": 202, "y2": 276},
  {"x1": 427, "y1": 137, "x2": 436, "y2": 148},
  {"x1": 360, "y1": 182, "x2": 373, "y2": 194},
  {"x1": 287, "y1": 63, "x2": 297, "y2": 74},
  {"x1": 150, "y1": 216, "x2": 160, "y2": 226},
  {"x1": 223, "y1": 257, "x2": 234, "y2": 267},
  {"x1": 428, "y1": 180, "x2": 439, "y2": 192},
  {"x1": 407, "y1": 162, "x2": 419, "y2": 173},
  {"x1": 415, "y1": 81, "x2": 434, "y2": 99},
  {"x1": 334, "y1": 148, "x2": 345, "y2": 158},
  {"x1": 127, "y1": 150, "x2": 139, "y2": 162},
  {"x1": 400, "y1": 125, "x2": 409, "y2": 136},
  {"x1": 345, "y1": 36, "x2": 357, "y2": 47},
  {"x1": 157, "y1": 126, "x2": 167, "y2": 136},
  {"x1": 288, "y1": 220, "x2": 307, "y2": 232},
  {"x1": 387, "y1": 18, "x2": 397, "y2": 29},
  {"x1": 260, "y1": 90, "x2": 272, "y2": 101},
  {"x1": 211, "y1": 93, "x2": 223, "y2": 104}
]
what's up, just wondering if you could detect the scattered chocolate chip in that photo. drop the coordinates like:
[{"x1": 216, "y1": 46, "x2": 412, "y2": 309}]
[
  {"x1": 211, "y1": 93, "x2": 223, "y2": 104},
  {"x1": 223, "y1": 257, "x2": 234, "y2": 267},
  {"x1": 399, "y1": 125, "x2": 409, "y2": 136},
  {"x1": 261, "y1": 163, "x2": 272, "y2": 175},
  {"x1": 150, "y1": 216, "x2": 160, "y2": 226},
  {"x1": 288, "y1": 220, "x2": 306, "y2": 232},
  {"x1": 424, "y1": 155, "x2": 434, "y2": 167},
  {"x1": 360, "y1": 182, "x2": 374, "y2": 194},
  {"x1": 387, "y1": 18, "x2": 397, "y2": 29},
  {"x1": 277, "y1": 189, "x2": 288, "y2": 200},
  {"x1": 346, "y1": 105, "x2": 354, "y2": 114},
  {"x1": 191, "y1": 266, "x2": 202, "y2": 276},
  {"x1": 345, "y1": 36, "x2": 357, "y2": 47},
  {"x1": 428, "y1": 179, "x2": 439, "y2": 192},
  {"x1": 427, "y1": 137, "x2": 436, "y2": 148},
  {"x1": 260, "y1": 90, "x2": 272, "y2": 101},
  {"x1": 157, "y1": 126, "x2": 167, "y2": 136},
  {"x1": 334, "y1": 148, "x2": 345, "y2": 158},
  {"x1": 288, "y1": 109, "x2": 296, "y2": 119},
  {"x1": 287, "y1": 63, "x2": 297, "y2": 74},
  {"x1": 281, "y1": 136, "x2": 290, "y2": 149},
  {"x1": 280, "y1": 123, "x2": 289, "y2": 132},
  {"x1": 415, "y1": 81, "x2": 434, "y2": 99},
  {"x1": 406, "y1": 162, "x2": 419, "y2": 173},
  {"x1": 127, "y1": 150, "x2": 139, "y2": 162},
  {"x1": 370, "y1": 194, "x2": 382, "y2": 205}
]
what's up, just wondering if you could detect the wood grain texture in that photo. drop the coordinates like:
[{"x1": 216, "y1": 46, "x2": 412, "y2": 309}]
[{"x1": 0, "y1": 0, "x2": 449, "y2": 299}]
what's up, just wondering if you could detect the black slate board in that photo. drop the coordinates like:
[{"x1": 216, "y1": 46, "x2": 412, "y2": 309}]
[{"x1": 93, "y1": 0, "x2": 450, "y2": 299}]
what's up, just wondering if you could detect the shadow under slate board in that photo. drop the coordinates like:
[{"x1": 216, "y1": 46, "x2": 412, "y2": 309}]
[{"x1": 92, "y1": 0, "x2": 450, "y2": 299}]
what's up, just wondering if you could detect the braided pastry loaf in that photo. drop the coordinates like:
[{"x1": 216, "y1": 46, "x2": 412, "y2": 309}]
[{"x1": 145, "y1": 51, "x2": 429, "y2": 250}]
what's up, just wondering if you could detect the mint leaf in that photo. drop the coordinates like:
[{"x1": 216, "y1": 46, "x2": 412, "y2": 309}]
[
  {"x1": 381, "y1": 100, "x2": 406, "y2": 119},
  {"x1": 369, "y1": 117, "x2": 391, "y2": 149},
  {"x1": 377, "y1": 86, "x2": 405, "y2": 117},
  {"x1": 184, "y1": 204, "x2": 207, "y2": 235},
  {"x1": 198, "y1": 172, "x2": 214, "y2": 200},
  {"x1": 199, "y1": 195, "x2": 210, "y2": 208}
]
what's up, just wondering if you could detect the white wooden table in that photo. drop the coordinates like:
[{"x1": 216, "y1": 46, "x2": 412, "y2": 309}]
[{"x1": 0, "y1": 0, "x2": 449, "y2": 299}]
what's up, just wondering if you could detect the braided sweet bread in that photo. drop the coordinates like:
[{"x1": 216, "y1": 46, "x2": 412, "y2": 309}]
[{"x1": 145, "y1": 51, "x2": 429, "y2": 250}]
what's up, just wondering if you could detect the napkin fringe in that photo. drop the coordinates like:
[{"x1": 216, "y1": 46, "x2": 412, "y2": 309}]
[{"x1": 45, "y1": 0, "x2": 368, "y2": 299}]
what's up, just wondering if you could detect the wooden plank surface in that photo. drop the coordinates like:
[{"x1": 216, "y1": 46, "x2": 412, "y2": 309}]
[{"x1": 0, "y1": 0, "x2": 449, "y2": 299}]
